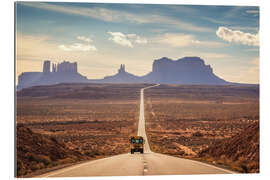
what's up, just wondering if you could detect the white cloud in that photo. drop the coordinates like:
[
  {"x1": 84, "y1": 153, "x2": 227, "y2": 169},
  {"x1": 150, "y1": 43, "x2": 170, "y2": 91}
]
[
  {"x1": 59, "y1": 43, "x2": 97, "y2": 51},
  {"x1": 77, "y1": 36, "x2": 93, "y2": 43},
  {"x1": 108, "y1": 32, "x2": 133, "y2": 48},
  {"x1": 70, "y1": 43, "x2": 97, "y2": 51},
  {"x1": 107, "y1": 32, "x2": 147, "y2": 48},
  {"x1": 127, "y1": 34, "x2": 148, "y2": 44},
  {"x1": 155, "y1": 33, "x2": 225, "y2": 48},
  {"x1": 59, "y1": 35, "x2": 97, "y2": 52},
  {"x1": 216, "y1": 26, "x2": 259, "y2": 46},
  {"x1": 58, "y1": 44, "x2": 72, "y2": 51}
]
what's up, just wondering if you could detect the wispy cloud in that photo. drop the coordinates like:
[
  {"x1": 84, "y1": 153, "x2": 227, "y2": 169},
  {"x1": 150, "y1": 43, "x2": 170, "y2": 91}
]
[
  {"x1": 108, "y1": 32, "x2": 133, "y2": 48},
  {"x1": 154, "y1": 33, "x2": 226, "y2": 48},
  {"x1": 58, "y1": 43, "x2": 97, "y2": 51},
  {"x1": 216, "y1": 26, "x2": 259, "y2": 46},
  {"x1": 77, "y1": 36, "x2": 93, "y2": 43},
  {"x1": 20, "y1": 2, "x2": 212, "y2": 33},
  {"x1": 126, "y1": 34, "x2": 148, "y2": 44},
  {"x1": 59, "y1": 36, "x2": 97, "y2": 51},
  {"x1": 107, "y1": 32, "x2": 147, "y2": 48},
  {"x1": 58, "y1": 44, "x2": 72, "y2": 51}
]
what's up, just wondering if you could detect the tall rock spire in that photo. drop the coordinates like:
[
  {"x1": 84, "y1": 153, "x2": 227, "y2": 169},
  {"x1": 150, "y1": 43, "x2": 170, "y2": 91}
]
[
  {"x1": 43, "y1": 60, "x2": 51, "y2": 74},
  {"x1": 118, "y1": 64, "x2": 126, "y2": 73}
]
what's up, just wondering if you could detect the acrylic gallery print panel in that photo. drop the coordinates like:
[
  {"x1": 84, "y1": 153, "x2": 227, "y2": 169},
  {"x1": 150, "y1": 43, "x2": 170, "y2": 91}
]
[{"x1": 15, "y1": 1, "x2": 259, "y2": 178}]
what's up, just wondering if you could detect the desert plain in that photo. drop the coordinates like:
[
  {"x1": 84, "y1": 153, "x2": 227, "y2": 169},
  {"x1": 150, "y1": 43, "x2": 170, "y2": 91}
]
[{"x1": 16, "y1": 83, "x2": 259, "y2": 176}]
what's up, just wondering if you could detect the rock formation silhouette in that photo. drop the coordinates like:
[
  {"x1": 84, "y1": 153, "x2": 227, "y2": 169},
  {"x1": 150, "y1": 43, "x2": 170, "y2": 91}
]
[
  {"x1": 141, "y1": 57, "x2": 228, "y2": 84},
  {"x1": 17, "y1": 60, "x2": 88, "y2": 90},
  {"x1": 17, "y1": 57, "x2": 230, "y2": 90}
]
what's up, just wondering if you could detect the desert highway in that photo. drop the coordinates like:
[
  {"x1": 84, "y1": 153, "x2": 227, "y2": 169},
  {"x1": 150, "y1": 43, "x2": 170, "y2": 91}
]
[{"x1": 37, "y1": 84, "x2": 235, "y2": 177}]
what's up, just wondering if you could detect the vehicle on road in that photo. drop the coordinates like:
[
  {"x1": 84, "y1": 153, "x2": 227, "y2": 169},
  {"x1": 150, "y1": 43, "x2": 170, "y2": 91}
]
[{"x1": 130, "y1": 136, "x2": 144, "y2": 154}]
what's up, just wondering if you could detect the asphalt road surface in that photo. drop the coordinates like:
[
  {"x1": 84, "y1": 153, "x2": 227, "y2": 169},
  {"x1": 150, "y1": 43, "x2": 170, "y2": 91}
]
[{"x1": 37, "y1": 84, "x2": 235, "y2": 177}]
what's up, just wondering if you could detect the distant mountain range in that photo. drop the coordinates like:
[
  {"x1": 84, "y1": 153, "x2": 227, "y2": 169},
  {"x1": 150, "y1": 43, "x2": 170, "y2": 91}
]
[{"x1": 17, "y1": 56, "x2": 230, "y2": 90}]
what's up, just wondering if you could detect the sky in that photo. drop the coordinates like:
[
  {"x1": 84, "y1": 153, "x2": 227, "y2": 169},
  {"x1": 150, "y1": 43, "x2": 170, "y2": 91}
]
[{"x1": 15, "y1": 2, "x2": 260, "y2": 84}]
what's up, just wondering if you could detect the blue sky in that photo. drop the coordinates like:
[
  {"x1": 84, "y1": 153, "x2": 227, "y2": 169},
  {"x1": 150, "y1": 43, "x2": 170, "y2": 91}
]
[{"x1": 16, "y1": 2, "x2": 259, "y2": 83}]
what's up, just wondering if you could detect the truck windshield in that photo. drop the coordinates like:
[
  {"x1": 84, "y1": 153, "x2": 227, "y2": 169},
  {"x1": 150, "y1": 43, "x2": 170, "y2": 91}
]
[{"x1": 131, "y1": 138, "x2": 143, "y2": 144}]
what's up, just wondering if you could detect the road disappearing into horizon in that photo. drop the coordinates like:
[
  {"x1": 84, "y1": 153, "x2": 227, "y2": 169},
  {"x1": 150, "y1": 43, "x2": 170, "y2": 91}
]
[{"x1": 37, "y1": 84, "x2": 235, "y2": 177}]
